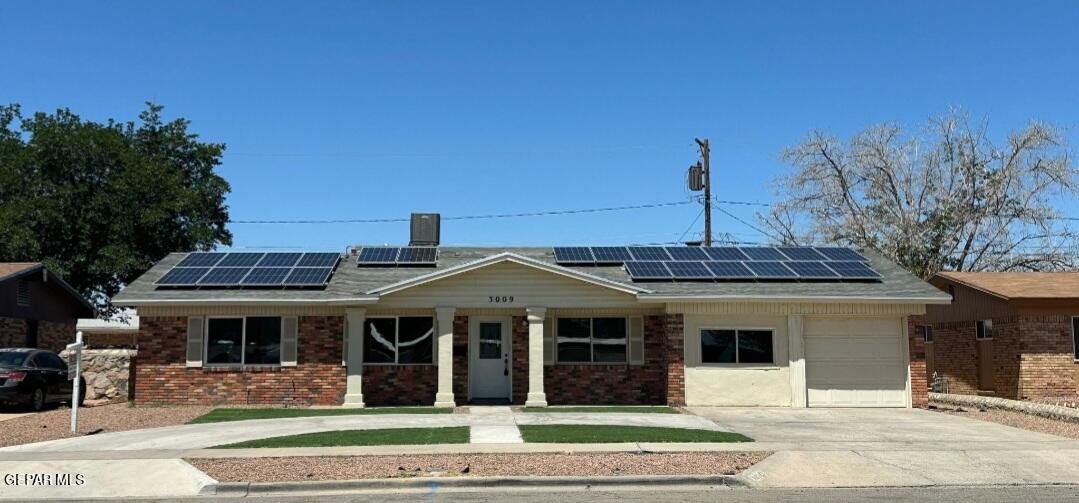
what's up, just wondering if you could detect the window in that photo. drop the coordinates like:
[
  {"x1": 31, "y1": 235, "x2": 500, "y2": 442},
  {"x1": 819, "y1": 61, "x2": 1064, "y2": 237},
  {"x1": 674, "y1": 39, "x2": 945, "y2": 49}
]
[
  {"x1": 920, "y1": 326, "x2": 934, "y2": 343},
  {"x1": 556, "y1": 317, "x2": 627, "y2": 363},
  {"x1": 700, "y1": 328, "x2": 774, "y2": 364},
  {"x1": 976, "y1": 319, "x2": 993, "y2": 340},
  {"x1": 206, "y1": 317, "x2": 282, "y2": 365},
  {"x1": 34, "y1": 352, "x2": 67, "y2": 371},
  {"x1": 363, "y1": 316, "x2": 434, "y2": 364},
  {"x1": 1072, "y1": 317, "x2": 1078, "y2": 361}
]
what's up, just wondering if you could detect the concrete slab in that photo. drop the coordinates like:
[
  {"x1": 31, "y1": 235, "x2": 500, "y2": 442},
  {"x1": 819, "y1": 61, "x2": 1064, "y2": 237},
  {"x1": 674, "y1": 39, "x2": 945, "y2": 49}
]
[
  {"x1": 0, "y1": 458, "x2": 214, "y2": 500},
  {"x1": 468, "y1": 406, "x2": 523, "y2": 443},
  {"x1": 518, "y1": 412, "x2": 726, "y2": 431}
]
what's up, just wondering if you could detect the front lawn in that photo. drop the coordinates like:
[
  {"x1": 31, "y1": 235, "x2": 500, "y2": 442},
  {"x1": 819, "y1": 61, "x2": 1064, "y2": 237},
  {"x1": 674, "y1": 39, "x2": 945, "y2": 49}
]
[
  {"x1": 214, "y1": 427, "x2": 470, "y2": 448},
  {"x1": 518, "y1": 425, "x2": 753, "y2": 443},
  {"x1": 189, "y1": 407, "x2": 451, "y2": 424},
  {"x1": 523, "y1": 406, "x2": 679, "y2": 414}
]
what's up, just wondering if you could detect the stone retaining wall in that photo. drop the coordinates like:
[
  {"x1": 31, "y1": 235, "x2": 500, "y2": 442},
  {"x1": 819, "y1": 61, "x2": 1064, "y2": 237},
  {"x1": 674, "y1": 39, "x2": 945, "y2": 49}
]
[
  {"x1": 930, "y1": 392, "x2": 1079, "y2": 423},
  {"x1": 60, "y1": 348, "x2": 137, "y2": 403}
]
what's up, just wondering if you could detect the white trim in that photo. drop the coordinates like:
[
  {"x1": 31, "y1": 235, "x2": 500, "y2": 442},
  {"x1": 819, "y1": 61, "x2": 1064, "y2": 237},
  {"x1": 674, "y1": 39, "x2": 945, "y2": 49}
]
[
  {"x1": 203, "y1": 315, "x2": 284, "y2": 367},
  {"x1": 638, "y1": 294, "x2": 950, "y2": 304},
  {"x1": 360, "y1": 315, "x2": 436, "y2": 366},
  {"x1": 698, "y1": 326, "x2": 778, "y2": 366},
  {"x1": 366, "y1": 252, "x2": 650, "y2": 296}
]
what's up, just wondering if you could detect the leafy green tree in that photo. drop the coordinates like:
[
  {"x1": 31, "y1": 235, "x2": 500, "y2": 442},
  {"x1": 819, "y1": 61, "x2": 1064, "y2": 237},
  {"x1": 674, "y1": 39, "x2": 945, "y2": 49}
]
[{"x1": 0, "y1": 103, "x2": 231, "y2": 317}]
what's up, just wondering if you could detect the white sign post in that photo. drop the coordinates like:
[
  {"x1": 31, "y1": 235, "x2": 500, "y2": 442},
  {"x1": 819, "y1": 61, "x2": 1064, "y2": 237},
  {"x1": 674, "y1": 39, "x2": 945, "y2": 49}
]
[{"x1": 66, "y1": 331, "x2": 84, "y2": 434}]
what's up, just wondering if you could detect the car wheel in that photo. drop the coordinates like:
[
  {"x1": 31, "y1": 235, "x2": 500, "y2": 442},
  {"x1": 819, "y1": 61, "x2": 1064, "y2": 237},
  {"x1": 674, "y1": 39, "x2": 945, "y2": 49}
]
[{"x1": 30, "y1": 387, "x2": 46, "y2": 412}]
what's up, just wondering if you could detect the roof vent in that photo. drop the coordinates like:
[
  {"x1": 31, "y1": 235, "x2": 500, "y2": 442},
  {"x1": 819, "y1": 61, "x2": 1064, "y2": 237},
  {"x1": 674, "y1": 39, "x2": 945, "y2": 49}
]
[{"x1": 409, "y1": 213, "x2": 441, "y2": 246}]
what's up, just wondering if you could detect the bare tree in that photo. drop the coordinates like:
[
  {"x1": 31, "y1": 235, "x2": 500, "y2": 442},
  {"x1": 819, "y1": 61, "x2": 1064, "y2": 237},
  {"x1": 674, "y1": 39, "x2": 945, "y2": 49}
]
[{"x1": 763, "y1": 110, "x2": 1078, "y2": 279}]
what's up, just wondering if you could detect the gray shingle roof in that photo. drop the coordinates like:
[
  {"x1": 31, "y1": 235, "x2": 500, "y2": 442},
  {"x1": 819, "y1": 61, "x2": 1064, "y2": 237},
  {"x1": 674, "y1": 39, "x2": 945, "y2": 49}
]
[{"x1": 113, "y1": 247, "x2": 950, "y2": 304}]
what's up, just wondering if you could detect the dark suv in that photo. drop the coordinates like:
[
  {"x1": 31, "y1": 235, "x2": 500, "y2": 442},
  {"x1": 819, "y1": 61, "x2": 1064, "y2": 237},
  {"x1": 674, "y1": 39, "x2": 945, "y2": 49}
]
[{"x1": 0, "y1": 348, "x2": 86, "y2": 411}]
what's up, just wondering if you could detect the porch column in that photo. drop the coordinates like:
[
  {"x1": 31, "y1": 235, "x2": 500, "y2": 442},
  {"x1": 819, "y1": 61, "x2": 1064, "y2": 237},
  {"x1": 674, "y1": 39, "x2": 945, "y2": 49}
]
[
  {"x1": 434, "y1": 307, "x2": 456, "y2": 408},
  {"x1": 525, "y1": 307, "x2": 548, "y2": 407},
  {"x1": 344, "y1": 307, "x2": 367, "y2": 407},
  {"x1": 788, "y1": 315, "x2": 807, "y2": 408}
]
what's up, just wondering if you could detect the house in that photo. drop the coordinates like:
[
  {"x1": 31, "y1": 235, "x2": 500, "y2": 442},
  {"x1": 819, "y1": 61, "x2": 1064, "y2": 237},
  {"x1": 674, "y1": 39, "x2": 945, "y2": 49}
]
[
  {"x1": 924, "y1": 272, "x2": 1079, "y2": 400},
  {"x1": 77, "y1": 309, "x2": 140, "y2": 348},
  {"x1": 113, "y1": 216, "x2": 949, "y2": 408},
  {"x1": 0, "y1": 263, "x2": 95, "y2": 352}
]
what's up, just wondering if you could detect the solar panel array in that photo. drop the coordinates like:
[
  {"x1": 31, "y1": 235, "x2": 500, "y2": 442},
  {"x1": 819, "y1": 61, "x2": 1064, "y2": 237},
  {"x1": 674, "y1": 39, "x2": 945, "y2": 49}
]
[
  {"x1": 552, "y1": 245, "x2": 880, "y2": 282},
  {"x1": 356, "y1": 246, "x2": 438, "y2": 266},
  {"x1": 156, "y1": 252, "x2": 342, "y2": 287}
]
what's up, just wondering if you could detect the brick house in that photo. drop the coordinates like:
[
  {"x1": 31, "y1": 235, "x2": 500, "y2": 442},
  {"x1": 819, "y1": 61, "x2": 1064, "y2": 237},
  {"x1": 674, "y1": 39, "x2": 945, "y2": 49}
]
[
  {"x1": 1, "y1": 263, "x2": 95, "y2": 352},
  {"x1": 923, "y1": 272, "x2": 1079, "y2": 400},
  {"x1": 114, "y1": 219, "x2": 948, "y2": 409}
]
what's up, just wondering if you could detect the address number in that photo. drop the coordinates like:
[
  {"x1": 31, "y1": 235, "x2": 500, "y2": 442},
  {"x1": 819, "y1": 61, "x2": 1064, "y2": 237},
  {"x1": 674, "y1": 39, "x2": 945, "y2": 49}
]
[{"x1": 489, "y1": 296, "x2": 514, "y2": 303}]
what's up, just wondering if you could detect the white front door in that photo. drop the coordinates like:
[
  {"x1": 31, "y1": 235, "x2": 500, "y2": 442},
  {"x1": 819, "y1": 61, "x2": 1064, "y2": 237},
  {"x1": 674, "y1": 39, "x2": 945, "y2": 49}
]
[{"x1": 469, "y1": 317, "x2": 511, "y2": 400}]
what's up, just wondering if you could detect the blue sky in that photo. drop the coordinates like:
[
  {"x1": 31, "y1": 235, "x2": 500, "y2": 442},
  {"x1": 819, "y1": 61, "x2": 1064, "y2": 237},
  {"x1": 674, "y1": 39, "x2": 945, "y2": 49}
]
[{"x1": 3, "y1": 1, "x2": 1077, "y2": 251}]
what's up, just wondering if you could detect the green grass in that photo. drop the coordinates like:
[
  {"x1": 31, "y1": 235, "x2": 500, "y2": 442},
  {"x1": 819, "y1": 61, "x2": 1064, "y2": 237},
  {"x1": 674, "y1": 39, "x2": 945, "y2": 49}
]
[
  {"x1": 214, "y1": 427, "x2": 470, "y2": 448},
  {"x1": 523, "y1": 406, "x2": 680, "y2": 414},
  {"x1": 188, "y1": 407, "x2": 451, "y2": 424},
  {"x1": 518, "y1": 425, "x2": 753, "y2": 443}
]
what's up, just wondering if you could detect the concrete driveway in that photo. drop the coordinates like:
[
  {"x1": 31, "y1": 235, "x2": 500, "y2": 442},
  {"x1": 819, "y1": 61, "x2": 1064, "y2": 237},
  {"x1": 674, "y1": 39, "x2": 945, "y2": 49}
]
[{"x1": 690, "y1": 407, "x2": 1079, "y2": 487}]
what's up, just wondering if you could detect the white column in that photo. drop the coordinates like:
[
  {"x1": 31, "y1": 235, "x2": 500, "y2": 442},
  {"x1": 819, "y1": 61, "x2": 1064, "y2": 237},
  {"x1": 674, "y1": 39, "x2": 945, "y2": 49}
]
[
  {"x1": 788, "y1": 314, "x2": 807, "y2": 408},
  {"x1": 525, "y1": 307, "x2": 548, "y2": 407},
  {"x1": 343, "y1": 307, "x2": 366, "y2": 407},
  {"x1": 434, "y1": 307, "x2": 457, "y2": 408}
]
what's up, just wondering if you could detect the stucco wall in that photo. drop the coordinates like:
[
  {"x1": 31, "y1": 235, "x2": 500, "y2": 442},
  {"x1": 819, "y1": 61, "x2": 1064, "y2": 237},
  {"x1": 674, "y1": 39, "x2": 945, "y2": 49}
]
[{"x1": 683, "y1": 313, "x2": 791, "y2": 406}]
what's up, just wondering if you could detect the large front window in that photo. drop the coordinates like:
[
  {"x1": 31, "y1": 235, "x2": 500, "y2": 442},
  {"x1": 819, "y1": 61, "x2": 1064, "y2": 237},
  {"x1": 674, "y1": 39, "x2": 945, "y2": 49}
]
[
  {"x1": 206, "y1": 317, "x2": 281, "y2": 365},
  {"x1": 363, "y1": 316, "x2": 434, "y2": 364},
  {"x1": 700, "y1": 328, "x2": 774, "y2": 364},
  {"x1": 556, "y1": 317, "x2": 627, "y2": 363}
]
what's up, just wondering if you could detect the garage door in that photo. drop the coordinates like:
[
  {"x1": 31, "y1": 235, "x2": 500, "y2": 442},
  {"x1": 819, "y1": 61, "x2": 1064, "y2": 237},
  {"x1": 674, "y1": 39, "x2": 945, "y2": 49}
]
[{"x1": 804, "y1": 317, "x2": 908, "y2": 407}]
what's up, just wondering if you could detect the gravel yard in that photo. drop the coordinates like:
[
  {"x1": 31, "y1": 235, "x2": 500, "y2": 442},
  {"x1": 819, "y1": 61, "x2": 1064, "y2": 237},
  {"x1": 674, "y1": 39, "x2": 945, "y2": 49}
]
[
  {"x1": 190, "y1": 452, "x2": 771, "y2": 482},
  {"x1": 932, "y1": 404, "x2": 1079, "y2": 439},
  {"x1": 0, "y1": 403, "x2": 212, "y2": 448}
]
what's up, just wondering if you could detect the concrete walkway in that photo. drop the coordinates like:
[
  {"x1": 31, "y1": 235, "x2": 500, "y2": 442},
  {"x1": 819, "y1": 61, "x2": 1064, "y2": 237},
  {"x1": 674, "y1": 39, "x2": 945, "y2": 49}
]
[{"x1": 468, "y1": 406, "x2": 523, "y2": 443}]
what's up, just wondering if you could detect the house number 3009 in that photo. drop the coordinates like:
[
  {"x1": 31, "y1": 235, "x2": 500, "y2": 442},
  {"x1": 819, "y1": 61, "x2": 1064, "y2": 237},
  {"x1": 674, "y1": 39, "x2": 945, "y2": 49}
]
[{"x1": 489, "y1": 295, "x2": 514, "y2": 303}]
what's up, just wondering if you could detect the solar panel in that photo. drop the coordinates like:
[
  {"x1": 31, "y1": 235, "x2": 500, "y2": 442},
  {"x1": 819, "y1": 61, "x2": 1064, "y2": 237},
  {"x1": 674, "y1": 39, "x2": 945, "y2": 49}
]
[
  {"x1": 744, "y1": 261, "x2": 797, "y2": 278},
  {"x1": 284, "y1": 267, "x2": 333, "y2": 285},
  {"x1": 785, "y1": 261, "x2": 839, "y2": 279},
  {"x1": 590, "y1": 246, "x2": 632, "y2": 263},
  {"x1": 176, "y1": 252, "x2": 225, "y2": 268},
  {"x1": 664, "y1": 261, "x2": 713, "y2": 279},
  {"x1": 358, "y1": 247, "x2": 400, "y2": 264},
  {"x1": 198, "y1": 267, "x2": 253, "y2": 285},
  {"x1": 218, "y1": 253, "x2": 265, "y2": 267},
  {"x1": 665, "y1": 247, "x2": 709, "y2": 261},
  {"x1": 257, "y1": 252, "x2": 302, "y2": 268},
  {"x1": 624, "y1": 261, "x2": 672, "y2": 279},
  {"x1": 739, "y1": 247, "x2": 787, "y2": 261},
  {"x1": 240, "y1": 267, "x2": 291, "y2": 286},
  {"x1": 297, "y1": 252, "x2": 342, "y2": 268},
  {"x1": 777, "y1": 247, "x2": 827, "y2": 261},
  {"x1": 816, "y1": 247, "x2": 868, "y2": 261},
  {"x1": 826, "y1": 260, "x2": 881, "y2": 279},
  {"x1": 156, "y1": 267, "x2": 211, "y2": 285},
  {"x1": 703, "y1": 247, "x2": 749, "y2": 261},
  {"x1": 704, "y1": 261, "x2": 756, "y2": 279},
  {"x1": 398, "y1": 247, "x2": 438, "y2": 263},
  {"x1": 553, "y1": 247, "x2": 595, "y2": 263},
  {"x1": 628, "y1": 247, "x2": 672, "y2": 261}
]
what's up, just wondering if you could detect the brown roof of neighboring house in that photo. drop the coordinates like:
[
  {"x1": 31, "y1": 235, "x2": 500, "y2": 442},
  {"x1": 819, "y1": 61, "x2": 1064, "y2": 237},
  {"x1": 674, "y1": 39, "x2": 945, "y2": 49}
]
[
  {"x1": 0, "y1": 263, "x2": 42, "y2": 281},
  {"x1": 933, "y1": 271, "x2": 1079, "y2": 300}
]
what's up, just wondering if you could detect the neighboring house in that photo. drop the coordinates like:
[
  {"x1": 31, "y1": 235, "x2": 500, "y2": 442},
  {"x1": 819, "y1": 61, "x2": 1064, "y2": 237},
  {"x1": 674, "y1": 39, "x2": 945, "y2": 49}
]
[
  {"x1": 114, "y1": 216, "x2": 949, "y2": 408},
  {"x1": 0, "y1": 263, "x2": 95, "y2": 352},
  {"x1": 77, "y1": 309, "x2": 140, "y2": 348},
  {"x1": 924, "y1": 272, "x2": 1079, "y2": 400}
]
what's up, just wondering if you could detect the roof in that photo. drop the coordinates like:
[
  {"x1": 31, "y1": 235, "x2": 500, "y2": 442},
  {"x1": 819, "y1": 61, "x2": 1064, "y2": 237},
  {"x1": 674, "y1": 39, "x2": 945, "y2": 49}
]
[
  {"x1": 0, "y1": 263, "x2": 41, "y2": 281},
  {"x1": 0, "y1": 262, "x2": 95, "y2": 316},
  {"x1": 114, "y1": 247, "x2": 950, "y2": 305},
  {"x1": 933, "y1": 272, "x2": 1079, "y2": 300},
  {"x1": 77, "y1": 309, "x2": 139, "y2": 333}
]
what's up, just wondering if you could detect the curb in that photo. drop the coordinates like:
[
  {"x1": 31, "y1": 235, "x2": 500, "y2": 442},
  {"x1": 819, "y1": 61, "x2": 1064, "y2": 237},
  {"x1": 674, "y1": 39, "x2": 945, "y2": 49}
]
[{"x1": 204, "y1": 474, "x2": 745, "y2": 496}]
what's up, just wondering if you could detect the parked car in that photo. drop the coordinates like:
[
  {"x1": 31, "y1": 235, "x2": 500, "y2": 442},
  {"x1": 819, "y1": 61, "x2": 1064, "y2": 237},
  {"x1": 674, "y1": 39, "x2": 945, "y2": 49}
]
[{"x1": 0, "y1": 348, "x2": 85, "y2": 411}]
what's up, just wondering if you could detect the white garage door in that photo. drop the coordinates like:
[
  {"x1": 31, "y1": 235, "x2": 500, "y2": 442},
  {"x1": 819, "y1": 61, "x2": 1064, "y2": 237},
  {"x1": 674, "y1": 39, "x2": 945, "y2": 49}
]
[{"x1": 804, "y1": 317, "x2": 908, "y2": 407}]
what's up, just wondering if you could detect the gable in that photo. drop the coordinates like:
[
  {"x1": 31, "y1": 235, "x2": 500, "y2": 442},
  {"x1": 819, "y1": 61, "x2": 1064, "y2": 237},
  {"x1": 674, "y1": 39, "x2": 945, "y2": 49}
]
[{"x1": 376, "y1": 261, "x2": 640, "y2": 309}]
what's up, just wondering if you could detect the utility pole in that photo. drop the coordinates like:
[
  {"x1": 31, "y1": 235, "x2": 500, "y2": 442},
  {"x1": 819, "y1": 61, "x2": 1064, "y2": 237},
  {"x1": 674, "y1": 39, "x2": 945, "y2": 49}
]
[{"x1": 695, "y1": 138, "x2": 712, "y2": 247}]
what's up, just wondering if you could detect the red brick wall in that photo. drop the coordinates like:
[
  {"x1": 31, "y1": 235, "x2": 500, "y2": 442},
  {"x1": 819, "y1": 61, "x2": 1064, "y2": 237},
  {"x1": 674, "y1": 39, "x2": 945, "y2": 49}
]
[
  {"x1": 543, "y1": 315, "x2": 668, "y2": 405},
  {"x1": 1017, "y1": 316, "x2": 1078, "y2": 399},
  {"x1": 84, "y1": 331, "x2": 138, "y2": 349},
  {"x1": 990, "y1": 316, "x2": 1022, "y2": 399},
  {"x1": 135, "y1": 316, "x2": 346, "y2": 406},
  {"x1": 929, "y1": 320, "x2": 980, "y2": 395},
  {"x1": 665, "y1": 314, "x2": 685, "y2": 406},
  {"x1": 362, "y1": 365, "x2": 437, "y2": 406},
  {"x1": 907, "y1": 315, "x2": 927, "y2": 408},
  {"x1": 0, "y1": 316, "x2": 26, "y2": 348},
  {"x1": 452, "y1": 315, "x2": 469, "y2": 400},
  {"x1": 511, "y1": 316, "x2": 529, "y2": 404}
]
